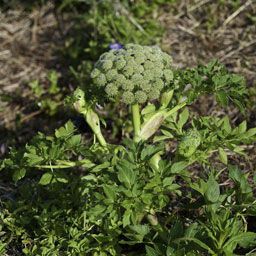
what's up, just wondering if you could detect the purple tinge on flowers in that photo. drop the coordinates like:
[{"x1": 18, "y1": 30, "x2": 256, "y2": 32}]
[{"x1": 109, "y1": 42, "x2": 123, "y2": 50}]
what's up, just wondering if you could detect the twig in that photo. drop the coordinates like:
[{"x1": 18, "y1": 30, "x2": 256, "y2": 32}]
[
  {"x1": 175, "y1": 0, "x2": 212, "y2": 18},
  {"x1": 220, "y1": 39, "x2": 256, "y2": 61},
  {"x1": 113, "y1": 0, "x2": 146, "y2": 33},
  {"x1": 177, "y1": 25, "x2": 196, "y2": 36},
  {"x1": 20, "y1": 110, "x2": 42, "y2": 123},
  {"x1": 222, "y1": 0, "x2": 253, "y2": 27}
]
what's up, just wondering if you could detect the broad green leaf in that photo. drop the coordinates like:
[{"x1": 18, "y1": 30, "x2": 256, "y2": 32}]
[
  {"x1": 103, "y1": 184, "x2": 116, "y2": 202},
  {"x1": 238, "y1": 121, "x2": 247, "y2": 134},
  {"x1": 153, "y1": 135, "x2": 173, "y2": 142},
  {"x1": 141, "y1": 144, "x2": 162, "y2": 160},
  {"x1": 145, "y1": 246, "x2": 160, "y2": 256},
  {"x1": 39, "y1": 172, "x2": 53, "y2": 185},
  {"x1": 130, "y1": 224, "x2": 150, "y2": 238},
  {"x1": 174, "y1": 237, "x2": 215, "y2": 254},
  {"x1": 67, "y1": 134, "x2": 81, "y2": 147},
  {"x1": 170, "y1": 161, "x2": 188, "y2": 174},
  {"x1": 88, "y1": 205, "x2": 106, "y2": 221},
  {"x1": 122, "y1": 209, "x2": 131, "y2": 227},
  {"x1": 222, "y1": 116, "x2": 232, "y2": 134},
  {"x1": 13, "y1": 168, "x2": 26, "y2": 182},
  {"x1": 224, "y1": 232, "x2": 256, "y2": 249},
  {"x1": 245, "y1": 127, "x2": 256, "y2": 137},
  {"x1": 24, "y1": 153, "x2": 44, "y2": 166},
  {"x1": 160, "y1": 129, "x2": 173, "y2": 137},
  {"x1": 216, "y1": 91, "x2": 228, "y2": 106},
  {"x1": 91, "y1": 162, "x2": 110, "y2": 172},
  {"x1": 205, "y1": 174, "x2": 220, "y2": 203},
  {"x1": 141, "y1": 104, "x2": 156, "y2": 116},
  {"x1": 218, "y1": 147, "x2": 228, "y2": 165},
  {"x1": 177, "y1": 107, "x2": 189, "y2": 130},
  {"x1": 117, "y1": 165, "x2": 136, "y2": 189}
]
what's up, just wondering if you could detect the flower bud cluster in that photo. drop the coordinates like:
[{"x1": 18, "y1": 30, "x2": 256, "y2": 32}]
[{"x1": 91, "y1": 44, "x2": 173, "y2": 105}]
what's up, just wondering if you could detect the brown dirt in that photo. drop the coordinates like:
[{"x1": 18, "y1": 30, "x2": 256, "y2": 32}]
[{"x1": 0, "y1": 3, "x2": 72, "y2": 155}]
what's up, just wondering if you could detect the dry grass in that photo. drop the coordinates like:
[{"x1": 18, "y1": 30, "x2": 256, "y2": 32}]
[
  {"x1": 0, "y1": 3, "x2": 68, "y2": 129},
  {"x1": 162, "y1": 0, "x2": 256, "y2": 86}
]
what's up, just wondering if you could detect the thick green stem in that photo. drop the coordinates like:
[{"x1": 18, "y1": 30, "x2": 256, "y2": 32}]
[
  {"x1": 85, "y1": 109, "x2": 107, "y2": 147},
  {"x1": 131, "y1": 103, "x2": 141, "y2": 142}
]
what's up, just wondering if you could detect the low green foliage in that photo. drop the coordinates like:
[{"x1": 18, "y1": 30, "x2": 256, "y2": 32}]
[
  {"x1": 1, "y1": 45, "x2": 256, "y2": 255},
  {"x1": 27, "y1": 71, "x2": 63, "y2": 116},
  {"x1": 60, "y1": 0, "x2": 168, "y2": 84}
]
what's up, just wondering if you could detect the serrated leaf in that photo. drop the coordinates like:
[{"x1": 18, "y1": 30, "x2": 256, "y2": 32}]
[
  {"x1": 55, "y1": 121, "x2": 75, "y2": 138},
  {"x1": 103, "y1": 184, "x2": 116, "y2": 202},
  {"x1": 205, "y1": 174, "x2": 220, "y2": 203},
  {"x1": 130, "y1": 224, "x2": 150, "y2": 237},
  {"x1": 117, "y1": 163, "x2": 136, "y2": 189},
  {"x1": 24, "y1": 153, "x2": 44, "y2": 166},
  {"x1": 225, "y1": 232, "x2": 256, "y2": 249},
  {"x1": 238, "y1": 121, "x2": 247, "y2": 134},
  {"x1": 177, "y1": 107, "x2": 189, "y2": 130},
  {"x1": 222, "y1": 116, "x2": 232, "y2": 134},
  {"x1": 122, "y1": 209, "x2": 131, "y2": 227},
  {"x1": 67, "y1": 134, "x2": 81, "y2": 147},
  {"x1": 245, "y1": 127, "x2": 256, "y2": 137},
  {"x1": 170, "y1": 161, "x2": 188, "y2": 173},
  {"x1": 218, "y1": 147, "x2": 228, "y2": 165}
]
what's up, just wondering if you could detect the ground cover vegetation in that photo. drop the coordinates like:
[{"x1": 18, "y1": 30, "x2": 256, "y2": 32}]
[{"x1": 0, "y1": 0, "x2": 256, "y2": 255}]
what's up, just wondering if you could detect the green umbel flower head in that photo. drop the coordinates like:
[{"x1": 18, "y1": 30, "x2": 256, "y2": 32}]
[{"x1": 91, "y1": 44, "x2": 173, "y2": 105}]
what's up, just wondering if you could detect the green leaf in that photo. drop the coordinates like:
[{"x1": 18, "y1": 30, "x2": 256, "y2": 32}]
[
  {"x1": 238, "y1": 121, "x2": 247, "y2": 134},
  {"x1": 123, "y1": 209, "x2": 131, "y2": 227},
  {"x1": 174, "y1": 237, "x2": 215, "y2": 254},
  {"x1": 224, "y1": 232, "x2": 256, "y2": 249},
  {"x1": 216, "y1": 91, "x2": 228, "y2": 106},
  {"x1": 170, "y1": 161, "x2": 188, "y2": 174},
  {"x1": 55, "y1": 172, "x2": 68, "y2": 183},
  {"x1": 222, "y1": 116, "x2": 232, "y2": 134},
  {"x1": 218, "y1": 147, "x2": 228, "y2": 165},
  {"x1": 103, "y1": 184, "x2": 116, "y2": 202},
  {"x1": 145, "y1": 246, "x2": 160, "y2": 256},
  {"x1": 205, "y1": 174, "x2": 220, "y2": 203},
  {"x1": 245, "y1": 127, "x2": 256, "y2": 137},
  {"x1": 141, "y1": 144, "x2": 163, "y2": 160},
  {"x1": 130, "y1": 224, "x2": 150, "y2": 238},
  {"x1": 141, "y1": 104, "x2": 156, "y2": 116},
  {"x1": 24, "y1": 153, "x2": 44, "y2": 166},
  {"x1": 67, "y1": 134, "x2": 81, "y2": 147},
  {"x1": 39, "y1": 173, "x2": 53, "y2": 185},
  {"x1": 91, "y1": 162, "x2": 110, "y2": 172},
  {"x1": 12, "y1": 168, "x2": 26, "y2": 182},
  {"x1": 55, "y1": 121, "x2": 75, "y2": 138},
  {"x1": 177, "y1": 107, "x2": 189, "y2": 130},
  {"x1": 117, "y1": 163, "x2": 136, "y2": 189}
]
